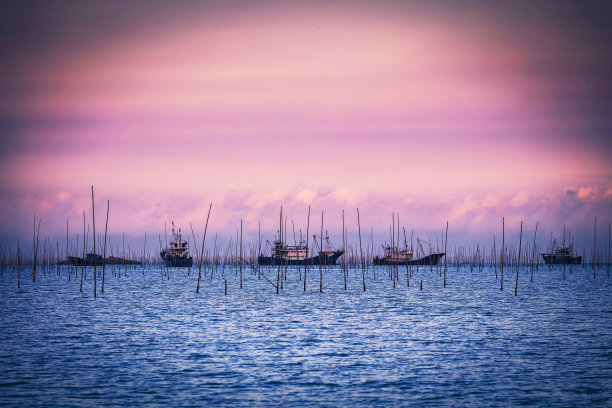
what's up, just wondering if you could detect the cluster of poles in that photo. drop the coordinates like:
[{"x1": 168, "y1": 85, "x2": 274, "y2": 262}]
[{"x1": 1, "y1": 187, "x2": 611, "y2": 298}]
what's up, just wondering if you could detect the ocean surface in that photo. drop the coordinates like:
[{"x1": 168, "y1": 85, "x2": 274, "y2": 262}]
[{"x1": 1, "y1": 263, "x2": 610, "y2": 407}]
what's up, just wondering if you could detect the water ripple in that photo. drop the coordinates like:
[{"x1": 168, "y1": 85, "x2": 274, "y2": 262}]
[{"x1": 0, "y1": 265, "x2": 610, "y2": 406}]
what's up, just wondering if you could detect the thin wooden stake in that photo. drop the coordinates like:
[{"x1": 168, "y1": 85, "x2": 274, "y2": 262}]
[
  {"x1": 80, "y1": 211, "x2": 85, "y2": 292},
  {"x1": 240, "y1": 219, "x2": 243, "y2": 289},
  {"x1": 102, "y1": 200, "x2": 109, "y2": 293},
  {"x1": 531, "y1": 222, "x2": 538, "y2": 282},
  {"x1": 33, "y1": 216, "x2": 41, "y2": 283},
  {"x1": 66, "y1": 220, "x2": 69, "y2": 279},
  {"x1": 320, "y1": 211, "x2": 323, "y2": 293},
  {"x1": 357, "y1": 208, "x2": 365, "y2": 292},
  {"x1": 562, "y1": 224, "x2": 566, "y2": 280},
  {"x1": 607, "y1": 222, "x2": 610, "y2": 278},
  {"x1": 493, "y1": 235, "x2": 497, "y2": 279},
  {"x1": 92, "y1": 186, "x2": 96, "y2": 298},
  {"x1": 277, "y1": 206, "x2": 281, "y2": 294},
  {"x1": 515, "y1": 220, "x2": 523, "y2": 296},
  {"x1": 142, "y1": 231, "x2": 146, "y2": 275},
  {"x1": 444, "y1": 221, "x2": 448, "y2": 288},
  {"x1": 304, "y1": 205, "x2": 310, "y2": 292},
  {"x1": 17, "y1": 239, "x2": 20, "y2": 288},
  {"x1": 343, "y1": 210, "x2": 347, "y2": 290},
  {"x1": 501, "y1": 217, "x2": 504, "y2": 291},
  {"x1": 594, "y1": 216, "x2": 597, "y2": 279},
  {"x1": 196, "y1": 203, "x2": 213, "y2": 293},
  {"x1": 403, "y1": 227, "x2": 409, "y2": 288}
]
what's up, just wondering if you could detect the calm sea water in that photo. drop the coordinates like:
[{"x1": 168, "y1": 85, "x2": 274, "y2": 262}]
[{"x1": 1, "y1": 264, "x2": 610, "y2": 407}]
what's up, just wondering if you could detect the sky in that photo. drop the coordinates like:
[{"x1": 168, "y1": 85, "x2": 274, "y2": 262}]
[{"x1": 1, "y1": 0, "x2": 611, "y2": 254}]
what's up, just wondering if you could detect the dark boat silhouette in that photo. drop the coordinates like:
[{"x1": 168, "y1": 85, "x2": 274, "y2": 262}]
[
  {"x1": 541, "y1": 244, "x2": 581, "y2": 265},
  {"x1": 373, "y1": 238, "x2": 445, "y2": 265},
  {"x1": 160, "y1": 223, "x2": 193, "y2": 267},
  {"x1": 258, "y1": 231, "x2": 344, "y2": 266},
  {"x1": 373, "y1": 253, "x2": 446, "y2": 266}
]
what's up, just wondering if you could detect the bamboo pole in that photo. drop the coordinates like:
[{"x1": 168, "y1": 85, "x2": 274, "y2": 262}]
[
  {"x1": 304, "y1": 205, "x2": 310, "y2": 292},
  {"x1": 403, "y1": 227, "x2": 409, "y2": 288},
  {"x1": 320, "y1": 211, "x2": 323, "y2": 293},
  {"x1": 370, "y1": 228, "x2": 375, "y2": 279},
  {"x1": 122, "y1": 231, "x2": 126, "y2": 278},
  {"x1": 196, "y1": 203, "x2": 213, "y2": 293},
  {"x1": 212, "y1": 233, "x2": 218, "y2": 279},
  {"x1": 549, "y1": 232, "x2": 553, "y2": 271},
  {"x1": 531, "y1": 222, "x2": 538, "y2": 282},
  {"x1": 102, "y1": 200, "x2": 109, "y2": 293},
  {"x1": 444, "y1": 221, "x2": 448, "y2": 288},
  {"x1": 357, "y1": 208, "x2": 365, "y2": 292},
  {"x1": 562, "y1": 224, "x2": 566, "y2": 280},
  {"x1": 66, "y1": 220, "x2": 69, "y2": 278},
  {"x1": 343, "y1": 210, "x2": 347, "y2": 290},
  {"x1": 568, "y1": 230, "x2": 573, "y2": 274},
  {"x1": 142, "y1": 231, "x2": 146, "y2": 275},
  {"x1": 33, "y1": 216, "x2": 41, "y2": 283},
  {"x1": 515, "y1": 220, "x2": 522, "y2": 296},
  {"x1": 32, "y1": 214, "x2": 36, "y2": 281},
  {"x1": 501, "y1": 217, "x2": 504, "y2": 291},
  {"x1": 594, "y1": 216, "x2": 597, "y2": 279},
  {"x1": 283, "y1": 215, "x2": 287, "y2": 287},
  {"x1": 80, "y1": 211, "x2": 85, "y2": 292},
  {"x1": 410, "y1": 229, "x2": 414, "y2": 278},
  {"x1": 240, "y1": 219, "x2": 243, "y2": 289},
  {"x1": 493, "y1": 235, "x2": 497, "y2": 279},
  {"x1": 42, "y1": 237, "x2": 47, "y2": 276},
  {"x1": 164, "y1": 223, "x2": 168, "y2": 279},
  {"x1": 292, "y1": 219, "x2": 301, "y2": 282},
  {"x1": 91, "y1": 186, "x2": 96, "y2": 298},
  {"x1": 189, "y1": 222, "x2": 199, "y2": 272},
  {"x1": 391, "y1": 212, "x2": 395, "y2": 288},
  {"x1": 607, "y1": 222, "x2": 610, "y2": 278},
  {"x1": 17, "y1": 239, "x2": 20, "y2": 288},
  {"x1": 158, "y1": 235, "x2": 163, "y2": 277},
  {"x1": 277, "y1": 207, "x2": 281, "y2": 294}
]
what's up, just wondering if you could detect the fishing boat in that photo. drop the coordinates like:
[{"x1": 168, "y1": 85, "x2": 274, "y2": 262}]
[
  {"x1": 541, "y1": 244, "x2": 582, "y2": 265},
  {"x1": 373, "y1": 246, "x2": 445, "y2": 265},
  {"x1": 257, "y1": 231, "x2": 344, "y2": 266},
  {"x1": 160, "y1": 223, "x2": 193, "y2": 267},
  {"x1": 373, "y1": 238, "x2": 445, "y2": 265}
]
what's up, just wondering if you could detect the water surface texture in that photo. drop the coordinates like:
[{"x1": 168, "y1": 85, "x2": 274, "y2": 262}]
[{"x1": 1, "y1": 264, "x2": 611, "y2": 406}]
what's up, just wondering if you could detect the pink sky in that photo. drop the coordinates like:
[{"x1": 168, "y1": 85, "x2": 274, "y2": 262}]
[{"x1": 1, "y1": 1, "x2": 611, "y2": 250}]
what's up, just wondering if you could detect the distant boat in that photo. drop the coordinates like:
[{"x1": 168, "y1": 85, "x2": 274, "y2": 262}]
[
  {"x1": 541, "y1": 244, "x2": 581, "y2": 265},
  {"x1": 258, "y1": 231, "x2": 344, "y2": 266},
  {"x1": 160, "y1": 223, "x2": 193, "y2": 267},
  {"x1": 64, "y1": 253, "x2": 141, "y2": 266},
  {"x1": 373, "y1": 246, "x2": 445, "y2": 266}
]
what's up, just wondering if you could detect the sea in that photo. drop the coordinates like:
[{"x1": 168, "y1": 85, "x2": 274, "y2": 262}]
[{"x1": 1, "y1": 263, "x2": 610, "y2": 406}]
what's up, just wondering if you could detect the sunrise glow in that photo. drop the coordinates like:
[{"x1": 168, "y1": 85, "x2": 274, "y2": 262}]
[{"x1": 1, "y1": 0, "x2": 610, "y2": 246}]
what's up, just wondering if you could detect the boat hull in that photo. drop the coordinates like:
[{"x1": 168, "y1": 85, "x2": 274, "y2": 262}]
[
  {"x1": 162, "y1": 256, "x2": 193, "y2": 268},
  {"x1": 373, "y1": 253, "x2": 446, "y2": 266},
  {"x1": 541, "y1": 254, "x2": 582, "y2": 265},
  {"x1": 258, "y1": 250, "x2": 344, "y2": 266}
]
